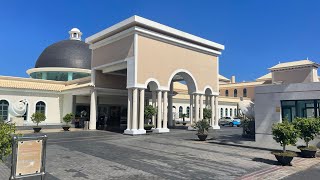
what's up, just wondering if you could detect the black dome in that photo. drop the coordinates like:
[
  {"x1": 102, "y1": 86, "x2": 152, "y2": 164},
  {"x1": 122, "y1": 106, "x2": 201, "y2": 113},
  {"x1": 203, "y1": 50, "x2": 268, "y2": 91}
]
[{"x1": 35, "y1": 40, "x2": 92, "y2": 69}]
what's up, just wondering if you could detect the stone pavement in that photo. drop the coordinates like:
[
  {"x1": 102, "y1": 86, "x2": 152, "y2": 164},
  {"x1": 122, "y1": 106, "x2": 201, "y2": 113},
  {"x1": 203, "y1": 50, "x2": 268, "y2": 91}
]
[{"x1": 0, "y1": 127, "x2": 319, "y2": 180}]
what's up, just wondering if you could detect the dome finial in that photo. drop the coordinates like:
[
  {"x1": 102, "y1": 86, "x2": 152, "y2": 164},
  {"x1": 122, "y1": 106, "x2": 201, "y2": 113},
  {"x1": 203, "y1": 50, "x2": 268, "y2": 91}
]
[{"x1": 69, "y1": 28, "x2": 82, "y2": 41}]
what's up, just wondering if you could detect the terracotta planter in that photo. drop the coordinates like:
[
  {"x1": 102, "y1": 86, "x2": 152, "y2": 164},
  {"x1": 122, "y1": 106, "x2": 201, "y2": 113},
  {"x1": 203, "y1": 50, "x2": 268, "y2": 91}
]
[
  {"x1": 62, "y1": 126, "x2": 70, "y2": 131},
  {"x1": 33, "y1": 127, "x2": 42, "y2": 133},
  {"x1": 197, "y1": 134, "x2": 208, "y2": 141}
]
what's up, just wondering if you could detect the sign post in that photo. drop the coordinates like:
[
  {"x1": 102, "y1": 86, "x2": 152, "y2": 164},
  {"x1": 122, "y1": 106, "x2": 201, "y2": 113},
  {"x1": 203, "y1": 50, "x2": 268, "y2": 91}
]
[{"x1": 10, "y1": 135, "x2": 48, "y2": 180}]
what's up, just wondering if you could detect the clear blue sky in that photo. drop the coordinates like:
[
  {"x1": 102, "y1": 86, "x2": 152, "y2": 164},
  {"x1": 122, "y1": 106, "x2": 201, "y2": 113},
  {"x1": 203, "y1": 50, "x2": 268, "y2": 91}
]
[{"x1": 1, "y1": 0, "x2": 319, "y2": 82}]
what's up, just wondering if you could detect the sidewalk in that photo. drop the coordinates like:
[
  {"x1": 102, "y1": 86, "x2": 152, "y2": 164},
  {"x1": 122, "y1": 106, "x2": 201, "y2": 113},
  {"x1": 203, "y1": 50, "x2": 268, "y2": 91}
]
[{"x1": 16, "y1": 127, "x2": 85, "y2": 135}]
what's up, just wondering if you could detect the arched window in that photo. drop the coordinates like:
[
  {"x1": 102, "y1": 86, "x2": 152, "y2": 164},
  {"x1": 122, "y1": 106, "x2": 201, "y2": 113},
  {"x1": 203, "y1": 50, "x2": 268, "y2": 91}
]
[
  {"x1": 230, "y1": 108, "x2": 233, "y2": 117},
  {"x1": 0, "y1": 100, "x2": 9, "y2": 120},
  {"x1": 179, "y1": 106, "x2": 183, "y2": 118},
  {"x1": 243, "y1": 88, "x2": 247, "y2": 97},
  {"x1": 225, "y1": 90, "x2": 229, "y2": 97},
  {"x1": 225, "y1": 108, "x2": 228, "y2": 117},
  {"x1": 186, "y1": 107, "x2": 190, "y2": 118},
  {"x1": 234, "y1": 89, "x2": 238, "y2": 97},
  {"x1": 220, "y1": 108, "x2": 223, "y2": 118},
  {"x1": 36, "y1": 101, "x2": 46, "y2": 114},
  {"x1": 234, "y1": 108, "x2": 237, "y2": 117}
]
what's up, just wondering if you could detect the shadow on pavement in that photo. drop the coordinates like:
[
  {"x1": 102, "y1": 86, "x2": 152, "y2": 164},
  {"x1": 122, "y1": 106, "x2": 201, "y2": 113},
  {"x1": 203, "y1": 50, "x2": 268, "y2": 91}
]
[{"x1": 252, "y1": 157, "x2": 279, "y2": 165}]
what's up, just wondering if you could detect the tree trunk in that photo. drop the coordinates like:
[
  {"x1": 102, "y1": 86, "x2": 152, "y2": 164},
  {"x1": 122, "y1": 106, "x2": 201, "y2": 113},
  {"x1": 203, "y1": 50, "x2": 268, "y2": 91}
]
[
  {"x1": 306, "y1": 141, "x2": 309, "y2": 147},
  {"x1": 283, "y1": 145, "x2": 286, "y2": 152}
]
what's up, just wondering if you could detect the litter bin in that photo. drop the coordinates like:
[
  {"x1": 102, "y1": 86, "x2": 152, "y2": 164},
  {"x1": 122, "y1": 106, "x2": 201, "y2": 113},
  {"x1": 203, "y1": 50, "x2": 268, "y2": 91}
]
[{"x1": 84, "y1": 121, "x2": 89, "y2": 130}]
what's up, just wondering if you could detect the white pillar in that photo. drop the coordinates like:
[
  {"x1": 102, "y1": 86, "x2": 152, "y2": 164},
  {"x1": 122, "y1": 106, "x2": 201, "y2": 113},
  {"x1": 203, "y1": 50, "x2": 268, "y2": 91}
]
[
  {"x1": 89, "y1": 90, "x2": 97, "y2": 130},
  {"x1": 189, "y1": 94, "x2": 193, "y2": 124},
  {"x1": 205, "y1": 95, "x2": 209, "y2": 108},
  {"x1": 132, "y1": 88, "x2": 138, "y2": 130},
  {"x1": 126, "y1": 89, "x2": 132, "y2": 130},
  {"x1": 139, "y1": 89, "x2": 146, "y2": 134},
  {"x1": 157, "y1": 91, "x2": 162, "y2": 129},
  {"x1": 213, "y1": 95, "x2": 220, "y2": 129},
  {"x1": 152, "y1": 91, "x2": 156, "y2": 126},
  {"x1": 162, "y1": 91, "x2": 169, "y2": 132},
  {"x1": 168, "y1": 81, "x2": 174, "y2": 127},
  {"x1": 211, "y1": 95, "x2": 215, "y2": 127},
  {"x1": 195, "y1": 94, "x2": 199, "y2": 122},
  {"x1": 200, "y1": 94, "x2": 204, "y2": 120}
]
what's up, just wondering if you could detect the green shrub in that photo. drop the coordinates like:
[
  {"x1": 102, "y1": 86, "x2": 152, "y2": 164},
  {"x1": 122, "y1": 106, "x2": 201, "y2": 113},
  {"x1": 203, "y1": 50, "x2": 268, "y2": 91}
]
[
  {"x1": 203, "y1": 108, "x2": 212, "y2": 120},
  {"x1": 144, "y1": 105, "x2": 156, "y2": 120},
  {"x1": 293, "y1": 117, "x2": 320, "y2": 148},
  {"x1": 193, "y1": 119, "x2": 210, "y2": 135},
  {"x1": 272, "y1": 120, "x2": 298, "y2": 152},
  {"x1": 63, "y1": 113, "x2": 74, "y2": 126},
  {"x1": 31, "y1": 112, "x2": 46, "y2": 126},
  {"x1": 0, "y1": 119, "x2": 16, "y2": 161}
]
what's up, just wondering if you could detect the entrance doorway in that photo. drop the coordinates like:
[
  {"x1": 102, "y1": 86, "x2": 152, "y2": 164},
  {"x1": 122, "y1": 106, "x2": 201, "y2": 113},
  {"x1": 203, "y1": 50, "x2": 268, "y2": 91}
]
[{"x1": 97, "y1": 105, "x2": 127, "y2": 132}]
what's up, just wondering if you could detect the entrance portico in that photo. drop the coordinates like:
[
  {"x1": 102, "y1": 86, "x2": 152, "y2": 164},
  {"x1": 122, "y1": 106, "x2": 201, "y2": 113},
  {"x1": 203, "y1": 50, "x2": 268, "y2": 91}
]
[{"x1": 86, "y1": 16, "x2": 224, "y2": 135}]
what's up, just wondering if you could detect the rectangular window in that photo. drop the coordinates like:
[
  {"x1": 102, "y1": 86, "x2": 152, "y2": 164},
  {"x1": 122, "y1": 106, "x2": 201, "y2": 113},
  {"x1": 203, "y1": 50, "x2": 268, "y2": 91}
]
[{"x1": 281, "y1": 99, "x2": 319, "y2": 122}]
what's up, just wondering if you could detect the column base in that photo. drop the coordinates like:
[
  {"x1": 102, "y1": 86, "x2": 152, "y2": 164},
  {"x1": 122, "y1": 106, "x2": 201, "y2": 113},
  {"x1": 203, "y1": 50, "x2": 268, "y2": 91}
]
[
  {"x1": 153, "y1": 128, "x2": 170, "y2": 133},
  {"x1": 124, "y1": 129, "x2": 146, "y2": 135},
  {"x1": 212, "y1": 125, "x2": 220, "y2": 129},
  {"x1": 188, "y1": 126, "x2": 196, "y2": 131}
]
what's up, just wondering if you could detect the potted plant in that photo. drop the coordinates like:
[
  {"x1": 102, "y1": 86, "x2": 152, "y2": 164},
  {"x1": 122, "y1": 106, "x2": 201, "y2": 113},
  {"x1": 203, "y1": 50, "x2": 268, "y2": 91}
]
[
  {"x1": 181, "y1": 114, "x2": 187, "y2": 125},
  {"x1": 144, "y1": 124, "x2": 155, "y2": 131},
  {"x1": 62, "y1": 113, "x2": 74, "y2": 131},
  {"x1": 271, "y1": 120, "x2": 298, "y2": 166},
  {"x1": 144, "y1": 105, "x2": 156, "y2": 131},
  {"x1": 193, "y1": 119, "x2": 210, "y2": 141},
  {"x1": 293, "y1": 117, "x2": 320, "y2": 158},
  {"x1": 31, "y1": 112, "x2": 46, "y2": 133}
]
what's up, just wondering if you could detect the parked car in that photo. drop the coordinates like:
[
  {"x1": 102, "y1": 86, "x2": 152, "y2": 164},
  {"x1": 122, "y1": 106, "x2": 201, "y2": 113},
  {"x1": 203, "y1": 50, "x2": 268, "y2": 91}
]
[{"x1": 219, "y1": 117, "x2": 241, "y2": 127}]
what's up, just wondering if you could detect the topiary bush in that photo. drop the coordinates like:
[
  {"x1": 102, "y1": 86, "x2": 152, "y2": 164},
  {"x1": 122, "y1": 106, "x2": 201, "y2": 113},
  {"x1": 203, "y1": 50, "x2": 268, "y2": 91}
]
[
  {"x1": 272, "y1": 120, "x2": 298, "y2": 152},
  {"x1": 203, "y1": 108, "x2": 212, "y2": 120},
  {"x1": 293, "y1": 117, "x2": 320, "y2": 148},
  {"x1": 31, "y1": 112, "x2": 46, "y2": 127},
  {"x1": 63, "y1": 113, "x2": 74, "y2": 127},
  {"x1": 0, "y1": 117, "x2": 16, "y2": 161},
  {"x1": 144, "y1": 105, "x2": 156, "y2": 122}
]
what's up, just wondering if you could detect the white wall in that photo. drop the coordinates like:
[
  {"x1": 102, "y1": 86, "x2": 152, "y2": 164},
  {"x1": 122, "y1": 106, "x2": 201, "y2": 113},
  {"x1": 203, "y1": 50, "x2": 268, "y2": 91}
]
[
  {"x1": 0, "y1": 90, "x2": 63, "y2": 125},
  {"x1": 255, "y1": 82, "x2": 320, "y2": 145}
]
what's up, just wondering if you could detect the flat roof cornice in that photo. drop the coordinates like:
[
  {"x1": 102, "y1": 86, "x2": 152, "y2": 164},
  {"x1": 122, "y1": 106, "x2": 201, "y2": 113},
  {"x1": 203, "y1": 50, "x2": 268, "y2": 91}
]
[{"x1": 85, "y1": 15, "x2": 224, "y2": 51}]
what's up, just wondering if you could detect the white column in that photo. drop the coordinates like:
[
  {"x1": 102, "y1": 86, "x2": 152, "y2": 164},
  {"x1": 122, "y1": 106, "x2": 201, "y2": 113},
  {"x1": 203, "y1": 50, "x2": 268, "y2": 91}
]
[
  {"x1": 89, "y1": 90, "x2": 97, "y2": 130},
  {"x1": 168, "y1": 81, "x2": 174, "y2": 127},
  {"x1": 152, "y1": 91, "x2": 156, "y2": 126},
  {"x1": 213, "y1": 95, "x2": 220, "y2": 129},
  {"x1": 195, "y1": 94, "x2": 199, "y2": 122},
  {"x1": 157, "y1": 91, "x2": 162, "y2": 129},
  {"x1": 200, "y1": 94, "x2": 204, "y2": 120},
  {"x1": 162, "y1": 91, "x2": 169, "y2": 132},
  {"x1": 210, "y1": 95, "x2": 215, "y2": 127},
  {"x1": 189, "y1": 94, "x2": 193, "y2": 124},
  {"x1": 126, "y1": 89, "x2": 132, "y2": 131},
  {"x1": 132, "y1": 88, "x2": 138, "y2": 130},
  {"x1": 205, "y1": 95, "x2": 209, "y2": 109},
  {"x1": 138, "y1": 89, "x2": 146, "y2": 134}
]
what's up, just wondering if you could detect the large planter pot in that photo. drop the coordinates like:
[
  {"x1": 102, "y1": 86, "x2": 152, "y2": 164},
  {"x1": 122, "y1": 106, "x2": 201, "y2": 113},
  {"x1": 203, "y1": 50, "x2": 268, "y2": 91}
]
[
  {"x1": 182, "y1": 123, "x2": 187, "y2": 126},
  {"x1": 274, "y1": 155, "x2": 294, "y2": 166},
  {"x1": 272, "y1": 151, "x2": 296, "y2": 166},
  {"x1": 62, "y1": 126, "x2": 70, "y2": 131},
  {"x1": 298, "y1": 146, "x2": 317, "y2": 158},
  {"x1": 145, "y1": 126, "x2": 153, "y2": 131},
  {"x1": 197, "y1": 134, "x2": 208, "y2": 141},
  {"x1": 33, "y1": 127, "x2": 42, "y2": 133}
]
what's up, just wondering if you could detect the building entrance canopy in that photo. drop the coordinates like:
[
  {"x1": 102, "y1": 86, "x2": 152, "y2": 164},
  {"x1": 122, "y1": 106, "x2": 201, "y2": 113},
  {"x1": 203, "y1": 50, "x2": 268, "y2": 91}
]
[{"x1": 86, "y1": 16, "x2": 224, "y2": 135}]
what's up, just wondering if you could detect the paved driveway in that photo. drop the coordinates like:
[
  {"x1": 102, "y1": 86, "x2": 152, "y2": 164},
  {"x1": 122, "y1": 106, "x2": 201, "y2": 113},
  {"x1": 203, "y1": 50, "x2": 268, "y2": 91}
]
[{"x1": 0, "y1": 127, "x2": 317, "y2": 180}]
